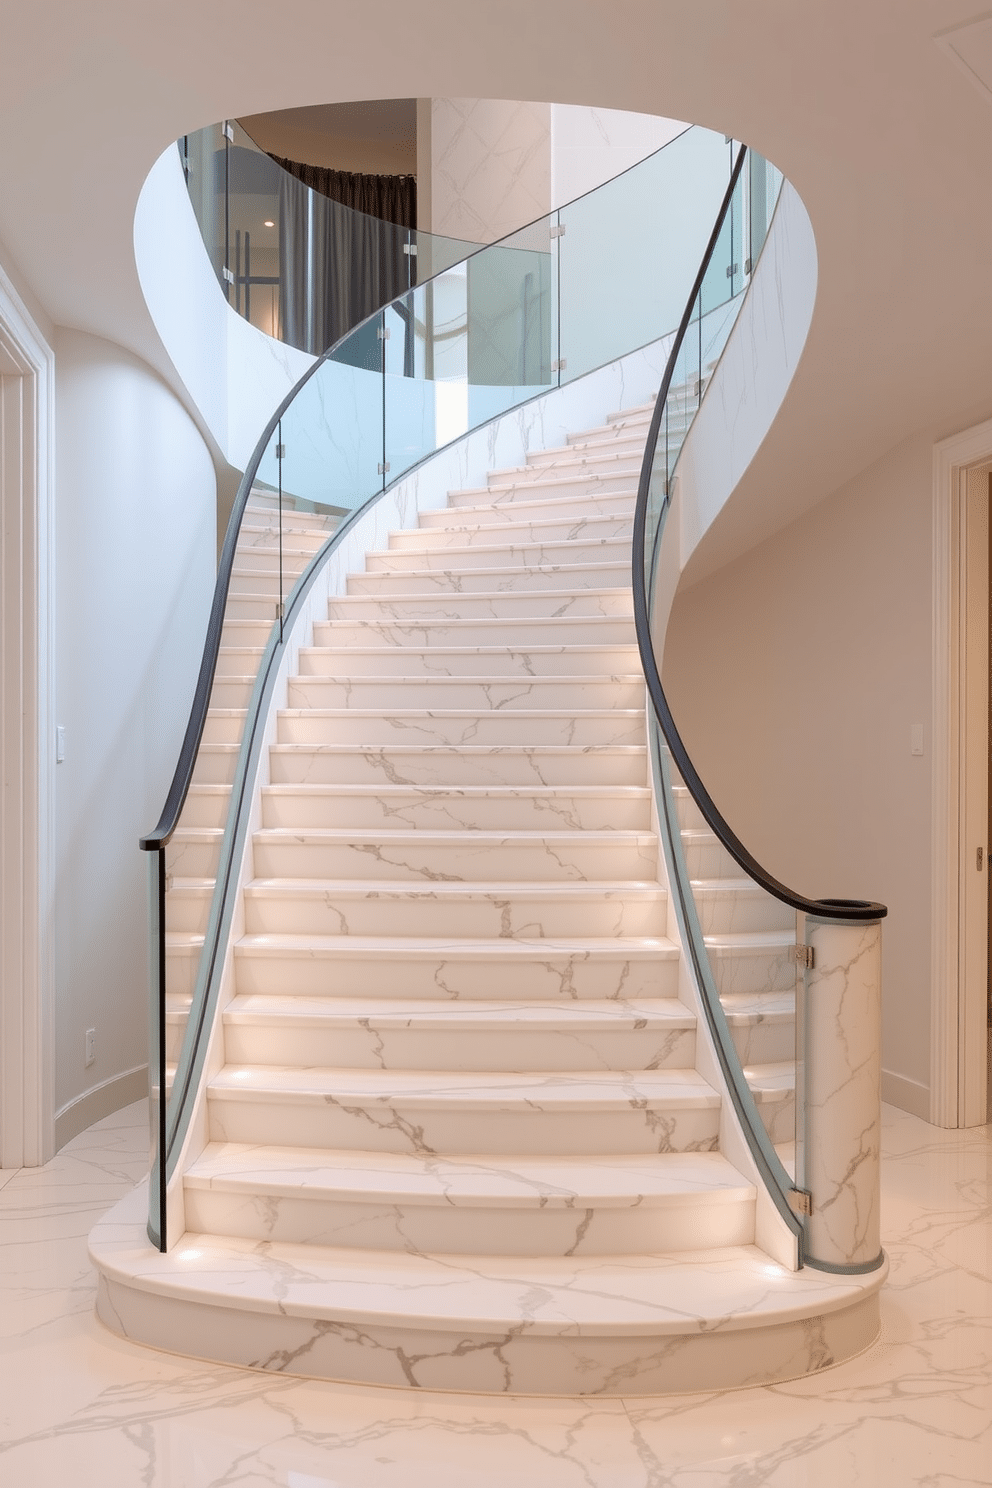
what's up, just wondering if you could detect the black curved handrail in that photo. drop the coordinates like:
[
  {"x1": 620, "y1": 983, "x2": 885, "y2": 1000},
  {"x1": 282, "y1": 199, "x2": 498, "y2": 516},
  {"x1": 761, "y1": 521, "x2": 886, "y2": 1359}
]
[{"x1": 631, "y1": 147, "x2": 886, "y2": 928}]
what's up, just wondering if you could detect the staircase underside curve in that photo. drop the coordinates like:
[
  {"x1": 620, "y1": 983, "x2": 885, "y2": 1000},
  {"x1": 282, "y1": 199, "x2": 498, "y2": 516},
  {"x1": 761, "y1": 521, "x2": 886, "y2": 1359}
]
[{"x1": 91, "y1": 402, "x2": 884, "y2": 1395}]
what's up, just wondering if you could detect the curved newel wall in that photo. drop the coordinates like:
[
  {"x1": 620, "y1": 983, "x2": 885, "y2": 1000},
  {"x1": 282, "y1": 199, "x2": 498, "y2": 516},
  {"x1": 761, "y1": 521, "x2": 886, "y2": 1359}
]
[
  {"x1": 141, "y1": 122, "x2": 740, "y2": 1251},
  {"x1": 632, "y1": 146, "x2": 887, "y2": 1274}
]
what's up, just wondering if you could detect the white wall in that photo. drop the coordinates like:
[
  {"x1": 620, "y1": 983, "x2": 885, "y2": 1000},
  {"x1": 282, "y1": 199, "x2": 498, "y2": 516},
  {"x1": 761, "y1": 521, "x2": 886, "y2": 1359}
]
[
  {"x1": 53, "y1": 328, "x2": 216, "y2": 1145},
  {"x1": 663, "y1": 429, "x2": 936, "y2": 1117},
  {"x1": 429, "y1": 99, "x2": 552, "y2": 244},
  {"x1": 550, "y1": 106, "x2": 687, "y2": 205}
]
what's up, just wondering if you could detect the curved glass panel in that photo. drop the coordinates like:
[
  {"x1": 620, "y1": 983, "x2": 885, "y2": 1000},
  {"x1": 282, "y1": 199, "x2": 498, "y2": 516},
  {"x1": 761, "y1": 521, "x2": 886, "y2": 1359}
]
[{"x1": 146, "y1": 123, "x2": 742, "y2": 1249}]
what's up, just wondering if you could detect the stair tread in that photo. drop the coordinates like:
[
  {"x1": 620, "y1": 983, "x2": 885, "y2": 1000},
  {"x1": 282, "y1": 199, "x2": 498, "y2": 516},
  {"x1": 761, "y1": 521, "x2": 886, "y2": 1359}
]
[
  {"x1": 704, "y1": 929, "x2": 796, "y2": 949},
  {"x1": 94, "y1": 1188, "x2": 876, "y2": 1335},
  {"x1": 262, "y1": 784, "x2": 651, "y2": 798},
  {"x1": 209, "y1": 1065, "x2": 720, "y2": 1107},
  {"x1": 224, "y1": 994, "x2": 692, "y2": 1027},
  {"x1": 245, "y1": 877, "x2": 663, "y2": 896},
  {"x1": 185, "y1": 1143, "x2": 747, "y2": 1206},
  {"x1": 234, "y1": 933, "x2": 676, "y2": 958},
  {"x1": 251, "y1": 826, "x2": 656, "y2": 842}
]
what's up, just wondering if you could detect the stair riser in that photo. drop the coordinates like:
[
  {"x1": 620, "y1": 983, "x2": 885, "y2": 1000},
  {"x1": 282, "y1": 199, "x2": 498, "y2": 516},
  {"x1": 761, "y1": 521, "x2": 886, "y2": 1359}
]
[
  {"x1": 221, "y1": 620, "x2": 279, "y2": 647},
  {"x1": 275, "y1": 712, "x2": 645, "y2": 747},
  {"x1": 166, "y1": 892, "x2": 212, "y2": 934},
  {"x1": 165, "y1": 950, "x2": 199, "y2": 999},
  {"x1": 753, "y1": 1090, "x2": 795, "y2": 1147},
  {"x1": 327, "y1": 591, "x2": 633, "y2": 619},
  {"x1": 230, "y1": 568, "x2": 308, "y2": 598},
  {"x1": 239, "y1": 528, "x2": 327, "y2": 555},
  {"x1": 243, "y1": 503, "x2": 333, "y2": 532},
  {"x1": 707, "y1": 947, "x2": 798, "y2": 997},
  {"x1": 313, "y1": 618, "x2": 638, "y2": 647},
  {"x1": 249, "y1": 836, "x2": 658, "y2": 882},
  {"x1": 728, "y1": 1017, "x2": 796, "y2": 1067},
  {"x1": 692, "y1": 892, "x2": 796, "y2": 935},
  {"x1": 369, "y1": 538, "x2": 631, "y2": 570},
  {"x1": 208, "y1": 1092, "x2": 721, "y2": 1156},
  {"x1": 426, "y1": 492, "x2": 635, "y2": 524},
  {"x1": 224, "y1": 597, "x2": 282, "y2": 622},
  {"x1": 297, "y1": 645, "x2": 642, "y2": 678},
  {"x1": 233, "y1": 952, "x2": 677, "y2": 1001},
  {"x1": 167, "y1": 836, "x2": 220, "y2": 878},
  {"x1": 285, "y1": 678, "x2": 645, "y2": 712},
  {"x1": 215, "y1": 649, "x2": 264, "y2": 678},
  {"x1": 682, "y1": 837, "x2": 742, "y2": 879},
  {"x1": 223, "y1": 1021, "x2": 696, "y2": 1073},
  {"x1": 235, "y1": 548, "x2": 319, "y2": 574},
  {"x1": 165, "y1": 1014, "x2": 190, "y2": 1063},
  {"x1": 243, "y1": 891, "x2": 666, "y2": 939},
  {"x1": 181, "y1": 790, "x2": 232, "y2": 829},
  {"x1": 486, "y1": 472, "x2": 637, "y2": 497},
  {"x1": 393, "y1": 516, "x2": 633, "y2": 549},
  {"x1": 268, "y1": 745, "x2": 649, "y2": 787},
  {"x1": 191, "y1": 747, "x2": 238, "y2": 785},
  {"x1": 260, "y1": 791, "x2": 651, "y2": 832},
  {"x1": 346, "y1": 566, "x2": 630, "y2": 595},
  {"x1": 672, "y1": 789, "x2": 708, "y2": 832},
  {"x1": 183, "y1": 1187, "x2": 752, "y2": 1257}
]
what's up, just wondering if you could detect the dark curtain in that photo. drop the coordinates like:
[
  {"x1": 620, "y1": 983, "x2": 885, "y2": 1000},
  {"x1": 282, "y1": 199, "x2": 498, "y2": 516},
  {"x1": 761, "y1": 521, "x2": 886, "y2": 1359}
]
[{"x1": 275, "y1": 155, "x2": 418, "y2": 356}]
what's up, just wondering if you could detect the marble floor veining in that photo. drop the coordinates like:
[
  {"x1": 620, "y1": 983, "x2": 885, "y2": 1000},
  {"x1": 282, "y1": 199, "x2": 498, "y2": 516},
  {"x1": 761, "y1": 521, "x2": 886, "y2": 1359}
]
[{"x1": 1, "y1": 1100, "x2": 990, "y2": 1486}]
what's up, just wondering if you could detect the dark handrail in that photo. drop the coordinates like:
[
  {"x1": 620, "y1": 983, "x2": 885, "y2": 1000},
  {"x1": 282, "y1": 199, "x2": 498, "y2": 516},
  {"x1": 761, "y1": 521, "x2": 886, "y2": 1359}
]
[{"x1": 631, "y1": 147, "x2": 886, "y2": 927}]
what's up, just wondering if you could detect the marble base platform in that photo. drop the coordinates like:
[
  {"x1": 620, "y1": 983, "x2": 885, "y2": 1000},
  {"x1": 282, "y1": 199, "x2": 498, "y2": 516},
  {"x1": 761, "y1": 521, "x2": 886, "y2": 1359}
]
[{"x1": 91, "y1": 1184, "x2": 885, "y2": 1397}]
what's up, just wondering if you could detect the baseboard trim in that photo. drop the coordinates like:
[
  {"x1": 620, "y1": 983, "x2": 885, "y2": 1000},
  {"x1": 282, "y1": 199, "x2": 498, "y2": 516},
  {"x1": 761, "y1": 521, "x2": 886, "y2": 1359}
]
[
  {"x1": 54, "y1": 1066, "x2": 148, "y2": 1151},
  {"x1": 881, "y1": 1068, "x2": 931, "y2": 1121}
]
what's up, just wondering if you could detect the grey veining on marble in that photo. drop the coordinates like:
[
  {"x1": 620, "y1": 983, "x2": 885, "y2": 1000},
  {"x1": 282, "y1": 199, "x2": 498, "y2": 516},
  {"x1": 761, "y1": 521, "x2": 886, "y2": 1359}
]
[{"x1": 3, "y1": 1100, "x2": 991, "y2": 1483}]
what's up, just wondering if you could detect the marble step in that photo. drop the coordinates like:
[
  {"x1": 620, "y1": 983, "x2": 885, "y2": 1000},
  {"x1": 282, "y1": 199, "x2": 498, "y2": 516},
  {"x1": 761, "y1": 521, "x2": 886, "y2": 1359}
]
[
  {"x1": 681, "y1": 828, "x2": 742, "y2": 880},
  {"x1": 190, "y1": 742, "x2": 240, "y2": 785},
  {"x1": 207, "y1": 1065, "x2": 722, "y2": 1155},
  {"x1": 297, "y1": 642, "x2": 641, "y2": 678},
  {"x1": 220, "y1": 617, "x2": 281, "y2": 647},
  {"x1": 417, "y1": 489, "x2": 635, "y2": 528},
  {"x1": 722, "y1": 991, "x2": 796, "y2": 1066},
  {"x1": 743, "y1": 1062, "x2": 796, "y2": 1145},
  {"x1": 489, "y1": 459, "x2": 642, "y2": 492},
  {"x1": 451, "y1": 473, "x2": 636, "y2": 504},
  {"x1": 284, "y1": 675, "x2": 645, "y2": 712},
  {"x1": 242, "y1": 502, "x2": 333, "y2": 532},
  {"x1": 222, "y1": 994, "x2": 696, "y2": 1071},
  {"x1": 232, "y1": 934, "x2": 678, "y2": 1001},
  {"x1": 690, "y1": 878, "x2": 796, "y2": 934},
  {"x1": 180, "y1": 785, "x2": 233, "y2": 829},
  {"x1": 311, "y1": 614, "x2": 638, "y2": 648},
  {"x1": 383, "y1": 520, "x2": 633, "y2": 554},
  {"x1": 259, "y1": 784, "x2": 653, "y2": 831},
  {"x1": 224, "y1": 595, "x2": 283, "y2": 622},
  {"x1": 234, "y1": 543, "x2": 318, "y2": 573},
  {"x1": 241, "y1": 878, "x2": 667, "y2": 938},
  {"x1": 704, "y1": 930, "x2": 798, "y2": 996},
  {"x1": 249, "y1": 828, "x2": 658, "y2": 882},
  {"x1": 239, "y1": 522, "x2": 329, "y2": 553},
  {"x1": 366, "y1": 538, "x2": 632, "y2": 574},
  {"x1": 183, "y1": 1144, "x2": 753, "y2": 1256},
  {"x1": 167, "y1": 831, "x2": 222, "y2": 880},
  {"x1": 164, "y1": 933, "x2": 203, "y2": 997},
  {"x1": 229, "y1": 566, "x2": 310, "y2": 599},
  {"x1": 92, "y1": 1185, "x2": 885, "y2": 1394},
  {"x1": 524, "y1": 444, "x2": 645, "y2": 472},
  {"x1": 346, "y1": 561, "x2": 631, "y2": 596},
  {"x1": 325, "y1": 588, "x2": 634, "y2": 620},
  {"x1": 274, "y1": 707, "x2": 646, "y2": 747},
  {"x1": 213, "y1": 645, "x2": 264, "y2": 677},
  {"x1": 201, "y1": 709, "x2": 246, "y2": 745},
  {"x1": 266, "y1": 743, "x2": 648, "y2": 787}
]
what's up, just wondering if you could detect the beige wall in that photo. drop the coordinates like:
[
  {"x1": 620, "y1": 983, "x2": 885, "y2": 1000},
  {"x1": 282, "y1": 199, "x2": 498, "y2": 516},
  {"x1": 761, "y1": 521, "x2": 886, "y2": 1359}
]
[{"x1": 664, "y1": 430, "x2": 935, "y2": 1115}]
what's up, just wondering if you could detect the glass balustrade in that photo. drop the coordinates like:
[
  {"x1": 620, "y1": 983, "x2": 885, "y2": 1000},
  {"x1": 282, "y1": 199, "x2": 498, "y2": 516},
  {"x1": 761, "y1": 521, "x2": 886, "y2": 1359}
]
[{"x1": 145, "y1": 122, "x2": 757, "y2": 1250}]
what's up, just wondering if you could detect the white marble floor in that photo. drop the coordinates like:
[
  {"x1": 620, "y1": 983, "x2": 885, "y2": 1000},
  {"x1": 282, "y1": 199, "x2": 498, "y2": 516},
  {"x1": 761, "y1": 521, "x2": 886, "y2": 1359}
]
[{"x1": 1, "y1": 1101, "x2": 990, "y2": 1486}]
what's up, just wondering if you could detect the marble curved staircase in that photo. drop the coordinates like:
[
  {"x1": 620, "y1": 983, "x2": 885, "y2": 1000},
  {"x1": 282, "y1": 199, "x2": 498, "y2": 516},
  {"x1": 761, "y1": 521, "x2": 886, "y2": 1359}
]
[{"x1": 92, "y1": 403, "x2": 883, "y2": 1394}]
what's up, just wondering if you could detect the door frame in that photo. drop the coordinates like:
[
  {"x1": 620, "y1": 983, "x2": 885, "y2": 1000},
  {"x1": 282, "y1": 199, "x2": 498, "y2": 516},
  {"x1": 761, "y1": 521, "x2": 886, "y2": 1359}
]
[
  {"x1": 932, "y1": 419, "x2": 992, "y2": 1128},
  {"x1": 0, "y1": 262, "x2": 55, "y2": 1168}
]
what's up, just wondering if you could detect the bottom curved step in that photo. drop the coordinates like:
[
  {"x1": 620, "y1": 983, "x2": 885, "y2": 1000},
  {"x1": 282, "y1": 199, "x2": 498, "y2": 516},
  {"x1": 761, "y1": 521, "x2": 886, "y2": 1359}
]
[{"x1": 91, "y1": 1183, "x2": 885, "y2": 1396}]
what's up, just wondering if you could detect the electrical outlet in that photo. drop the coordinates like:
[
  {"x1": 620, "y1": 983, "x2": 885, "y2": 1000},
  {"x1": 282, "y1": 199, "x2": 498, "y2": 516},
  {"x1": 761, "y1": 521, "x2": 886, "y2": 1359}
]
[{"x1": 85, "y1": 1028, "x2": 96, "y2": 1067}]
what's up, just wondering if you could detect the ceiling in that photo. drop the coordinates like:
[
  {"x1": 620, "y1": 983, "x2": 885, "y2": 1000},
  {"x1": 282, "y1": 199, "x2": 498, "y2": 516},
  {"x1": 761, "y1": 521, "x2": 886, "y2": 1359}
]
[
  {"x1": 0, "y1": 0, "x2": 990, "y2": 575},
  {"x1": 239, "y1": 99, "x2": 417, "y2": 174}
]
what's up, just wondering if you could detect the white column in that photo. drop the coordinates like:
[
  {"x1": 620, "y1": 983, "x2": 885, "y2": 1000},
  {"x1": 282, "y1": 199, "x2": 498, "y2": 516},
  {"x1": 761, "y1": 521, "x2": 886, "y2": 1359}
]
[{"x1": 800, "y1": 910, "x2": 884, "y2": 1270}]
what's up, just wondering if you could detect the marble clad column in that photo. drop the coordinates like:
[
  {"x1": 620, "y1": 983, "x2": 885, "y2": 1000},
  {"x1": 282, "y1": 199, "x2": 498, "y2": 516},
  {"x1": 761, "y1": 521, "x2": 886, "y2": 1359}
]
[{"x1": 800, "y1": 911, "x2": 884, "y2": 1271}]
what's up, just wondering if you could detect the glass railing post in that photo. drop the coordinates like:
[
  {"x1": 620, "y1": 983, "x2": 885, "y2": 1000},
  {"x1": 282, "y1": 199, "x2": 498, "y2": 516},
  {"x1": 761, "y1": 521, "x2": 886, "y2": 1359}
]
[
  {"x1": 798, "y1": 906, "x2": 884, "y2": 1272},
  {"x1": 146, "y1": 847, "x2": 167, "y2": 1251}
]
